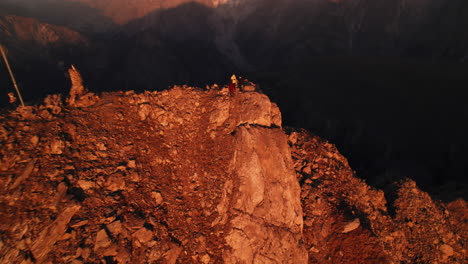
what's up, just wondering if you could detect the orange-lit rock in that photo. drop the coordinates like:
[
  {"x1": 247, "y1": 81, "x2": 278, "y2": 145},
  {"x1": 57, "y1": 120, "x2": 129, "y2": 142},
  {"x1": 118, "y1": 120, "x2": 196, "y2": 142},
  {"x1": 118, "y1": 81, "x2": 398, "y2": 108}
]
[{"x1": 0, "y1": 86, "x2": 465, "y2": 263}]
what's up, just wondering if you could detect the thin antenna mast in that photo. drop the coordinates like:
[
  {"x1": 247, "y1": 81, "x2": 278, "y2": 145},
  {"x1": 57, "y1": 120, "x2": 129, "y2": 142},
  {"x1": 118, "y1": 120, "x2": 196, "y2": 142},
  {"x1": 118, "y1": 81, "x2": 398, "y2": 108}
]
[{"x1": 0, "y1": 44, "x2": 25, "y2": 107}]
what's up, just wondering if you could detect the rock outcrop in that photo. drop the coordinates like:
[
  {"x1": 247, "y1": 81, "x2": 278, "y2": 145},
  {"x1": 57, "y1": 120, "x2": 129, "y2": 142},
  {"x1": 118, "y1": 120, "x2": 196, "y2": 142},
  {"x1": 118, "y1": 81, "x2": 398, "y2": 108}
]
[
  {"x1": 66, "y1": 66, "x2": 98, "y2": 108},
  {"x1": 222, "y1": 126, "x2": 306, "y2": 263}
]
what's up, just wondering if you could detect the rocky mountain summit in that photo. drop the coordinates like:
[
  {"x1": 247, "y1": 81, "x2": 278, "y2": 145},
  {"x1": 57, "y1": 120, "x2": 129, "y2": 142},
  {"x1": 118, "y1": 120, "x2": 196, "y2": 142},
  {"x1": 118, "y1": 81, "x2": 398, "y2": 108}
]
[{"x1": 0, "y1": 79, "x2": 466, "y2": 263}]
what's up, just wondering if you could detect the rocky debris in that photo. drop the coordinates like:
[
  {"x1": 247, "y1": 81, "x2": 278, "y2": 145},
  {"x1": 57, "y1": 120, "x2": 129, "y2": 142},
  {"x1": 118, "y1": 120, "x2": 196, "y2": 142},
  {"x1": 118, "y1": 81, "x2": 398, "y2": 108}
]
[
  {"x1": 391, "y1": 179, "x2": 466, "y2": 263},
  {"x1": 66, "y1": 65, "x2": 99, "y2": 107},
  {"x1": 0, "y1": 86, "x2": 304, "y2": 263},
  {"x1": 208, "y1": 92, "x2": 282, "y2": 133},
  {"x1": 288, "y1": 129, "x2": 467, "y2": 264},
  {"x1": 241, "y1": 85, "x2": 256, "y2": 92},
  {"x1": 31, "y1": 204, "x2": 81, "y2": 262},
  {"x1": 8, "y1": 158, "x2": 36, "y2": 190},
  {"x1": 40, "y1": 94, "x2": 63, "y2": 119}
]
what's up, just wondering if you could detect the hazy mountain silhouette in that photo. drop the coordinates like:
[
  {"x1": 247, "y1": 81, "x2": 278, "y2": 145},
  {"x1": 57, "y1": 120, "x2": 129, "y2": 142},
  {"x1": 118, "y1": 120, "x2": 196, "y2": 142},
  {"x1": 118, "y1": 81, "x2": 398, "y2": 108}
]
[
  {"x1": 69, "y1": 0, "x2": 216, "y2": 24},
  {"x1": 0, "y1": 0, "x2": 116, "y2": 33}
]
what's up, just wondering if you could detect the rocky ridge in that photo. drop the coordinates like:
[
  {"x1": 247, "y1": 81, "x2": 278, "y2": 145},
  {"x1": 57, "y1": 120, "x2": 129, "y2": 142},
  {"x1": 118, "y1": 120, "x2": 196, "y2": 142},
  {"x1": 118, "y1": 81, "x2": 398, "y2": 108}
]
[
  {"x1": 289, "y1": 131, "x2": 467, "y2": 263},
  {"x1": 0, "y1": 81, "x2": 466, "y2": 263}
]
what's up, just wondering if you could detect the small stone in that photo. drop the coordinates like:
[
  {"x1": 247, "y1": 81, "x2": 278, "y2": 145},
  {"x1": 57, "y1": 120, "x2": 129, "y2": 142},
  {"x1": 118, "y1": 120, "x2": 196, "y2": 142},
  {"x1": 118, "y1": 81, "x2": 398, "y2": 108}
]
[
  {"x1": 71, "y1": 220, "x2": 89, "y2": 228},
  {"x1": 96, "y1": 143, "x2": 107, "y2": 151},
  {"x1": 103, "y1": 245, "x2": 119, "y2": 257},
  {"x1": 127, "y1": 160, "x2": 136, "y2": 168},
  {"x1": 77, "y1": 180, "x2": 95, "y2": 190},
  {"x1": 302, "y1": 164, "x2": 312, "y2": 175},
  {"x1": 107, "y1": 221, "x2": 122, "y2": 236},
  {"x1": 133, "y1": 228, "x2": 153, "y2": 244},
  {"x1": 104, "y1": 216, "x2": 116, "y2": 225},
  {"x1": 74, "y1": 247, "x2": 83, "y2": 258},
  {"x1": 94, "y1": 229, "x2": 111, "y2": 251},
  {"x1": 200, "y1": 254, "x2": 211, "y2": 264},
  {"x1": 17, "y1": 106, "x2": 37, "y2": 120},
  {"x1": 129, "y1": 171, "x2": 140, "y2": 182},
  {"x1": 139, "y1": 104, "x2": 151, "y2": 121},
  {"x1": 64, "y1": 164, "x2": 75, "y2": 170},
  {"x1": 81, "y1": 248, "x2": 91, "y2": 259},
  {"x1": 30, "y1": 136, "x2": 39, "y2": 146},
  {"x1": 341, "y1": 218, "x2": 360, "y2": 233},
  {"x1": 440, "y1": 244, "x2": 454, "y2": 260},
  {"x1": 106, "y1": 174, "x2": 125, "y2": 192},
  {"x1": 309, "y1": 246, "x2": 320, "y2": 253},
  {"x1": 115, "y1": 248, "x2": 131, "y2": 263},
  {"x1": 85, "y1": 153, "x2": 98, "y2": 161},
  {"x1": 152, "y1": 192, "x2": 163, "y2": 205},
  {"x1": 97, "y1": 151, "x2": 109, "y2": 158},
  {"x1": 311, "y1": 209, "x2": 322, "y2": 216},
  {"x1": 49, "y1": 140, "x2": 65, "y2": 155},
  {"x1": 164, "y1": 243, "x2": 182, "y2": 264}
]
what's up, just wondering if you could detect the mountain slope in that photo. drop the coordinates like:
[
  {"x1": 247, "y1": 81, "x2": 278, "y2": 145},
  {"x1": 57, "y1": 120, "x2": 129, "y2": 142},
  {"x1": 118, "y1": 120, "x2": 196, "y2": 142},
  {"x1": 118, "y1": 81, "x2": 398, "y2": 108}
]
[
  {"x1": 0, "y1": 0, "x2": 115, "y2": 33},
  {"x1": 0, "y1": 85, "x2": 306, "y2": 263},
  {"x1": 0, "y1": 15, "x2": 88, "y2": 53},
  {"x1": 0, "y1": 82, "x2": 466, "y2": 263},
  {"x1": 71, "y1": 0, "x2": 216, "y2": 24}
]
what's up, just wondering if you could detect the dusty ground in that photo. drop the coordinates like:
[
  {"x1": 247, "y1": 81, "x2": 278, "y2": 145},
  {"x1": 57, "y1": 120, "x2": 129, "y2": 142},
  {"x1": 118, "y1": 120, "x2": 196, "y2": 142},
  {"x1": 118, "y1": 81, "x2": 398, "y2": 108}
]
[{"x1": 0, "y1": 85, "x2": 466, "y2": 263}]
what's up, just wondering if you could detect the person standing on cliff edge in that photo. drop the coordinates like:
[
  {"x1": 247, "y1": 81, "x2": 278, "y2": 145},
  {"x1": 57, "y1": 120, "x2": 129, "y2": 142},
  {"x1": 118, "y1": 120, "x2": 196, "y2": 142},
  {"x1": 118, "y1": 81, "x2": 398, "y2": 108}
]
[
  {"x1": 229, "y1": 81, "x2": 235, "y2": 96},
  {"x1": 231, "y1": 74, "x2": 238, "y2": 89},
  {"x1": 229, "y1": 74, "x2": 238, "y2": 96}
]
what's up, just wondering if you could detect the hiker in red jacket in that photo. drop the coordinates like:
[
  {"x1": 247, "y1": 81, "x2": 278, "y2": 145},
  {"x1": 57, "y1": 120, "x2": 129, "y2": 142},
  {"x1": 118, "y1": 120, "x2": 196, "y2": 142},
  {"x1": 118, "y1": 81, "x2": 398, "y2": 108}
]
[
  {"x1": 229, "y1": 81, "x2": 235, "y2": 96},
  {"x1": 229, "y1": 74, "x2": 238, "y2": 96}
]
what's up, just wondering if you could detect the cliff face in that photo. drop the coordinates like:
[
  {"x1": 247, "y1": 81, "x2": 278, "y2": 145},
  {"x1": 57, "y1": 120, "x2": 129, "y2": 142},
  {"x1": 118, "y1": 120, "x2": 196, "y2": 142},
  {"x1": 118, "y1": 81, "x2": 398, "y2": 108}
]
[{"x1": 0, "y1": 83, "x2": 466, "y2": 263}]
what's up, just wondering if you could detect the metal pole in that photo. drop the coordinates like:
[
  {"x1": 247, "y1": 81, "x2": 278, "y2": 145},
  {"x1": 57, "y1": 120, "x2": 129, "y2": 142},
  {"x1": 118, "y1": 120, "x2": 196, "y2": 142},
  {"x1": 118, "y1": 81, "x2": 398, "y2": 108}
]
[{"x1": 0, "y1": 44, "x2": 25, "y2": 107}]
